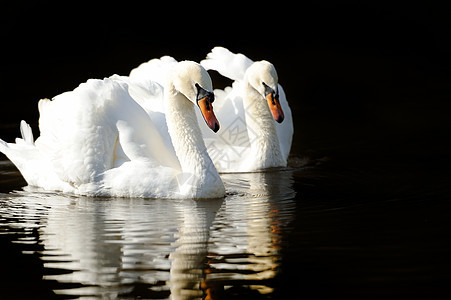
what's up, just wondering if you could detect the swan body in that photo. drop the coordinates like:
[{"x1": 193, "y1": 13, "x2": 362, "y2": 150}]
[
  {"x1": 199, "y1": 47, "x2": 294, "y2": 172},
  {"x1": 0, "y1": 61, "x2": 225, "y2": 198}
]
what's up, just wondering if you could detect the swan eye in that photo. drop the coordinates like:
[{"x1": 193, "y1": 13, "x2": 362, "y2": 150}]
[
  {"x1": 263, "y1": 82, "x2": 279, "y2": 99},
  {"x1": 195, "y1": 83, "x2": 215, "y2": 103},
  {"x1": 262, "y1": 82, "x2": 275, "y2": 97}
]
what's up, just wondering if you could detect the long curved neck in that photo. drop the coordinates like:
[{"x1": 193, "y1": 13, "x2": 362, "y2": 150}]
[
  {"x1": 164, "y1": 86, "x2": 224, "y2": 198},
  {"x1": 243, "y1": 82, "x2": 283, "y2": 169}
]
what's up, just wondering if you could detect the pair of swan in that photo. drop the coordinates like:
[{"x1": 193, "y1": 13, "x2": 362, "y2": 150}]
[{"x1": 0, "y1": 47, "x2": 293, "y2": 198}]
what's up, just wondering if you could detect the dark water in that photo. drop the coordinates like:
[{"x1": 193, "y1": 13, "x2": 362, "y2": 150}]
[
  {"x1": 2, "y1": 2, "x2": 451, "y2": 298},
  {"x1": 0, "y1": 162, "x2": 298, "y2": 299},
  {"x1": 1, "y1": 143, "x2": 450, "y2": 299}
]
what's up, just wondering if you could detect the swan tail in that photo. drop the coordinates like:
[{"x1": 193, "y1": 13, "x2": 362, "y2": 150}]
[
  {"x1": 0, "y1": 120, "x2": 35, "y2": 156},
  {"x1": 4, "y1": 120, "x2": 36, "y2": 152},
  {"x1": 0, "y1": 138, "x2": 8, "y2": 154},
  {"x1": 0, "y1": 120, "x2": 61, "y2": 189},
  {"x1": 200, "y1": 46, "x2": 254, "y2": 82},
  {"x1": 19, "y1": 120, "x2": 34, "y2": 145},
  {"x1": 0, "y1": 138, "x2": 15, "y2": 166},
  {"x1": 0, "y1": 120, "x2": 40, "y2": 183}
]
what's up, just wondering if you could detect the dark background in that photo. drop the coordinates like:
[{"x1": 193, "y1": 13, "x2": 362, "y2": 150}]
[
  {"x1": 1, "y1": 1, "x2": 451, "y2": 299},
  {"x1": 1, "y1": 1, "x2": 450, "y2": 161}
]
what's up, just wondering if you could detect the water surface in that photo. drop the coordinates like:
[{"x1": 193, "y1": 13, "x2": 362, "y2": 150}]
[
  {"x1": 1, "y1": 130, "x2": 450, "y2": 299},
  {"x1": 0, "y1": 164, "x2": 297, "y2": 299}
]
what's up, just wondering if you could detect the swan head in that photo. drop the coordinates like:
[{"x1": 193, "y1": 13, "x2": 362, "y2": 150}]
[
  {"x1": 246, "y1": 61, "x2": 284, "y2": 123},
  {"x1": 170, "y1": 61, "x2": 220, "y2": 132}
]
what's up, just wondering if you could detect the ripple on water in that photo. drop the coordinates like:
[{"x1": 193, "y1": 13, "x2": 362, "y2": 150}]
[{"x1": 0, "y1": 169, "x2": 297, "y2": 298}]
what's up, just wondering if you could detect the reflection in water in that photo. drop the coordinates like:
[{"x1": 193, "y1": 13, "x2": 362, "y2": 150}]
[
  {"x1": 0, "y1": 170, "x2": 295, "y2": 299},
  {"x1": 205, "y1": 172, "x2": 296, "y2": 298}
]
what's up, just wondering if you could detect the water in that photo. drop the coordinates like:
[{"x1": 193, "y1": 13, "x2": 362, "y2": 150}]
[
  {"x1": 1, "y1": 150, "x2": 450, "y2": 299},
  {"x1": 0, "y1": 164, "x2": 297, "y2": 299},
  {"x1": 1, "y1": 9, "x2": 450, "y2": 296}
]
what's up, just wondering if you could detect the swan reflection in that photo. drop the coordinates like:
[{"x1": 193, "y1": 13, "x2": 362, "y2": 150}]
[
  {"x1": 205, "y1": 171, "x2": 295, "y2": 297},
  {"x1": 0, "y1": 169, "x2": 295, "y2": 299}
]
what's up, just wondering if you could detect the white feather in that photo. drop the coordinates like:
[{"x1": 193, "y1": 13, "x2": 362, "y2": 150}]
[
  {"x1": 19, "y1": 120, "x2": 34, "y2": 145},
  {"x1": 198, "y1": 47, "x2": 294, "y2": 172},
  {"x1": 200, "y1": 46, "x2": 253, "y2": 82},
  {"x1": 0, "y1": 61, "x2": 225, "y2": 198}
]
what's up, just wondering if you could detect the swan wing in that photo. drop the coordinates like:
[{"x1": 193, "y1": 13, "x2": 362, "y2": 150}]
[
  {"x1": 129, "y1": 56, "x2": 178, "y2": 87},
  {"x1": 124, "y1": 57, "x2": 180, "y2": 154},
  {"x1": 32, "y1": 80, "x2": 105, "y2": 189},
  {"x1": 34, "y1": 78, "x2": 180, "y2": 192},
  {"x1": 202, "y1": 47, "x2": 294, "y2": 162},
  {"x1": 208, "y1": 83, "x2": 294, "y2": 170},
  {"x1": 200, "y1": 47, "x2": 254, "y2": 82},
  {"x1": 110, "y1": 75, "x2": 175, "y2": 157},
  {"x1": 110, "y1": 74, "x2": 164, "y2": 113},
  {"x1": 196, "y1": 81, "x2": 252, "y2": 172}
]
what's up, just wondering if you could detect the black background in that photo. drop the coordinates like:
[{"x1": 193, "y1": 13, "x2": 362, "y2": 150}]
[
  {"x1": 1, "y1": 1, "x2": 451, "y2": 298},
  {"x1": 1, "y1": 1, "x2": 450, "y2": 161}
]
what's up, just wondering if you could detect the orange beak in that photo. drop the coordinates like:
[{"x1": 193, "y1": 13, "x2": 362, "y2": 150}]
[
  {"x1": 266, "y1": 93, "x2": 284, "y2": 123},
  {"x1": 198, "y1": 96, "x2": 220, "y2": 132}
]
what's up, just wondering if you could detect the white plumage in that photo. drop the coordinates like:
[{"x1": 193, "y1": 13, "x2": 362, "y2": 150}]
[
  {"x1": 0, "y1": 60, "x2": 225, "y2": 198},
  {"x1": 199, "y1": 47, "x2": 294, "y2": 172}
]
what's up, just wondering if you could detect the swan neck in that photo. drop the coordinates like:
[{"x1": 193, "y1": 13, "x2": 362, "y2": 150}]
[
  {"x1": 164, "y1": 91, "x2": 207, "y2": 171},
  {"x1": 164, "y1": 87, "x2": 224, "y2": 197},
  {"x1": 243, "y1": 82, "x2": 283, "y2": 167}
]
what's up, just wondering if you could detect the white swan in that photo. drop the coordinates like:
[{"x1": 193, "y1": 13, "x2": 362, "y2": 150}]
[
  {"x1": 0, "y1": 61, "x2": 225, "y2": 199},
  {"x1": 198, "y1": 47, "x2": 294, "y2": 172}
]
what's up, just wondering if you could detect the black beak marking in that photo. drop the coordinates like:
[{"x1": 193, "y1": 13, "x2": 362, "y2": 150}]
[
  {"x1": 263, "y1": 82, "x2": 278, "y2": 104},
  {"x1": 195, "y1": 83, "x2": 215, "y2": 103}
]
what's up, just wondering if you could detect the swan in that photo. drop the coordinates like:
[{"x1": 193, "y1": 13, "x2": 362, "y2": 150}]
[
  {"x1": 0, "y1": 61, "x2": 226, "y2": 199},
  {"x1": 198, "y1": 47, "x2": 294, "y2": 172}
]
